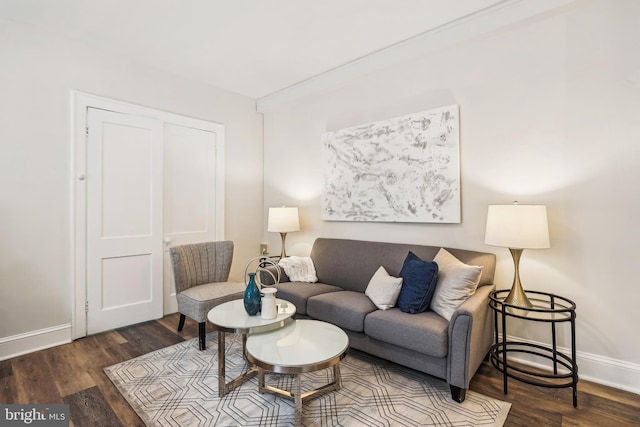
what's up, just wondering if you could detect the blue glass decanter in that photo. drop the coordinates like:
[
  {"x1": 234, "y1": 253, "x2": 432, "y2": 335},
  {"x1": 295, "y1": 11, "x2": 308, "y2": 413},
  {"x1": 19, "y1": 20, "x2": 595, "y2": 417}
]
[{"x1": 243, "y1": 272, "x2": 261, "y2": 316}]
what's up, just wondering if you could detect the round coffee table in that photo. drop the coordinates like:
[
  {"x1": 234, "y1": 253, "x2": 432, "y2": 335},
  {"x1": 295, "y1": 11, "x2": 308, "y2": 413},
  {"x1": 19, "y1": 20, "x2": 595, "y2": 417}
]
[
  {"x1": 245, "y1": 319, "x2": 349, "y2": 425},
  {"x1": 207, "y1": 298, "x2": 296, "y2": 396}
]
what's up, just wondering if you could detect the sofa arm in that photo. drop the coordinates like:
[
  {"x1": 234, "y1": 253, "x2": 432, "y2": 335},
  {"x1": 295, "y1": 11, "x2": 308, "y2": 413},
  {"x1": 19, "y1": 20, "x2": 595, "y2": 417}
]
[{"x1": 446, "y1": 284, "x2": 495, "y2": 391}]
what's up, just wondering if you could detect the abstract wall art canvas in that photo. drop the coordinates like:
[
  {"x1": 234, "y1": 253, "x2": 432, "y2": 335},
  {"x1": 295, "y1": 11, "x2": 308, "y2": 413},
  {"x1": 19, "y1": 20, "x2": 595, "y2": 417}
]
[{"x1": 321, "y1": 104, "x2": 460, "y2": 223}]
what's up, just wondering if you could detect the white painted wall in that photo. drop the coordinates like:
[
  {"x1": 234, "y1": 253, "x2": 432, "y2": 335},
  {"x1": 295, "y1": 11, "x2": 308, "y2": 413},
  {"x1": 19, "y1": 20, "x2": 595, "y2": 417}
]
[
  {"x1": 262, "y1": 0, "x2": 640, "y2": 391},
  {"x1": 0, "y1": 19, "x2": 263, "y2": 340}
]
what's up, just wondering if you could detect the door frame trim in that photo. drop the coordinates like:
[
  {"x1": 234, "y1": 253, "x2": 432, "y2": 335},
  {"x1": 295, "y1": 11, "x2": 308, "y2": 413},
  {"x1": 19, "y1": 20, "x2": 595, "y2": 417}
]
[{"x1": 71, "y1": 91, "x2": 225, "y2": 339}]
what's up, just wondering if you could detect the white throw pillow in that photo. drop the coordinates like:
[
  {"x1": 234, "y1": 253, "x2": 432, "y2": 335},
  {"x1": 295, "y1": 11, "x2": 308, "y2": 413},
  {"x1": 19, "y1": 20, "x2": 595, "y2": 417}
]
[
  {"x1": 430, "y1": 248, "x2": 483, "y2": 321},
  {"x1": 365, "y1": 266, "x2": 404, "y2": 310}
]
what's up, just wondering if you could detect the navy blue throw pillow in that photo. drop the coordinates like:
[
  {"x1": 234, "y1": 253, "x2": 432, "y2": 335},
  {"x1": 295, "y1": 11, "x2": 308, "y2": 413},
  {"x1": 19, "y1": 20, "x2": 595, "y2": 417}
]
[{"x1": 397, "y1": 252, "x2": 439, "y2": 314}]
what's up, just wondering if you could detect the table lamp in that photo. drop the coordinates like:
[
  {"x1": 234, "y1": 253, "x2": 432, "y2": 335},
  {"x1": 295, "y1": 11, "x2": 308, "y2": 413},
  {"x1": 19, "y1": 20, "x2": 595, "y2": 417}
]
[
  {"x1": 484, "y1": 202, "x2": 550, "y2": 308},
  {"x1": 268, "y1": 206, "x2": 300, "y2": 258}
]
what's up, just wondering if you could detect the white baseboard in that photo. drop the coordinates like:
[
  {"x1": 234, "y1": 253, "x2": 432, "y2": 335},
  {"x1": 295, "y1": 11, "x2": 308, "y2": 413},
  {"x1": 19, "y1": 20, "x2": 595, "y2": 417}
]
[
  {"x1": 0, "y1": 324, "x2": 72, "y2": 361},
  {"x1": 501, "y1": 334, "x2": 640, "y2": 395}
]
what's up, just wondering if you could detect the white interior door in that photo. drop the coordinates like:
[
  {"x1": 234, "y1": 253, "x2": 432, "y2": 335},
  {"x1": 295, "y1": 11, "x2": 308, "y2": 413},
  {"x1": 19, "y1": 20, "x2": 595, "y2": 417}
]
[
  {"x1": 86, "y1": 108, "x2": 163, "y2": 334},
  {"x1": 162, "y1": 122, "x2": 225, "y2": 314}
]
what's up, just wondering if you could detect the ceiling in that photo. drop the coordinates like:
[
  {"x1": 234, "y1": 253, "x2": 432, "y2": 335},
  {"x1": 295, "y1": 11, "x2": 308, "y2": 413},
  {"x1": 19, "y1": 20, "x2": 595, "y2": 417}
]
[{"x1": 1, "y1": 0, "x2": 507, "y2": 99}]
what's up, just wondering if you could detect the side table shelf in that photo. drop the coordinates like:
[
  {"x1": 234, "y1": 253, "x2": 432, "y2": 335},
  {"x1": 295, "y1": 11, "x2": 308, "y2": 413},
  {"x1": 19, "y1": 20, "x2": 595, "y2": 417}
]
[{"x1": 489, "y1": 290, "x2": 578, "y2": 407}]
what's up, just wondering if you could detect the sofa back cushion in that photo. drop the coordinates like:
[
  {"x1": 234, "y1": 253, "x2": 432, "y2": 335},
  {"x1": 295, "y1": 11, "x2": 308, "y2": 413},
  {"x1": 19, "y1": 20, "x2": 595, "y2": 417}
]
[{"x1": 310, "y1": 238, "x2": 496, "y2": 293}]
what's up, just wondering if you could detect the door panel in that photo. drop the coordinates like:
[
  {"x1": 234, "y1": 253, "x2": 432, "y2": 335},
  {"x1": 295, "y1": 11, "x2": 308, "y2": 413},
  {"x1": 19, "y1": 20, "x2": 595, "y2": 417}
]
[
  {"x1": 101, "y1": 254, "x2": 152, "y2": 308},
  {"x1": 162, "y1": 123, "x2": 221, "y2": 314},
  {"x1": 166, "y1": 125, "x2": 212, "y2": 233},
  {"x1": 86, "y1": 108, "x2": 163, "y2": 334},
  {"x1": 101, "y1": 123, "x2": 154, "y2": 237}
]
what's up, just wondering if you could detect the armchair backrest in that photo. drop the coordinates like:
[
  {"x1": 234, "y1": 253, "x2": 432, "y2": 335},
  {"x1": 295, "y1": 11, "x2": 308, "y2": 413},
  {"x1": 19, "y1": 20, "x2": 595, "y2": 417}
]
[{"x1": 170, "y1": 241, "x2": 234, "y2": 293}]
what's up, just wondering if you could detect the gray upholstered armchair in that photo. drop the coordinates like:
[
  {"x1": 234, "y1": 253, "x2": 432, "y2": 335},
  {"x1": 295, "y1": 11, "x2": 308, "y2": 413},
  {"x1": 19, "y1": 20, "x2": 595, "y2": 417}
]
[{"x1": 169, "y1": 241, "x2": 245, "y2": 350}]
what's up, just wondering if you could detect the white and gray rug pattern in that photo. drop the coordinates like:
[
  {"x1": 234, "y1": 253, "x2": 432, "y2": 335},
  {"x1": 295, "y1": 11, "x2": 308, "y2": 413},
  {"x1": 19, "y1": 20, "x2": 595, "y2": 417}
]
[{"x1": 105, "y1": 333, "x2": 510, "y2": 426}]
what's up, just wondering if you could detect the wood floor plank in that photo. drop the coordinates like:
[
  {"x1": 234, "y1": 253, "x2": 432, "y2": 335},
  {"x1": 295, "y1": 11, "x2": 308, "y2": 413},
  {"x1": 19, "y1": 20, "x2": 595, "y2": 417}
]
[
  {"x1": 70, "y1": 331, "x2": 128, "y2": 364},
  {"x1": 0, "y1": 360, "x2": 15, "y2": 404},
  {"x1": 10, "y1": 350, "x2": 63, "y2": 405},
  {"x1": 44, "y1": 343, "x2": 96, "y2": 397},
  {"x1": 0, "y1": 360, "x2": 12, "y2": 378},
  {"x1": 578, "y1": 379, "x2": 640, "y2": 408},
  {"x1": 156, "y1": 313, "x2": 183, "y2": 333},
  {"x1": 86, "y1": 367, "x2": 145, "y2": 427},
  {"x1": 575, "y1": 390, "x2": 640, "y2": 425},
  {"x1": 63, "y1": 386, "x2": 123, "y2": 427},
  {"x1": 158, "y1": 313, "x2": 205, "y2": 341},
  {"x1": 0, "y1": 376, "x2": 16, "y2": 404},
  {"x1": 116, "y1": 320, "x2": 185, "y2": 355}
]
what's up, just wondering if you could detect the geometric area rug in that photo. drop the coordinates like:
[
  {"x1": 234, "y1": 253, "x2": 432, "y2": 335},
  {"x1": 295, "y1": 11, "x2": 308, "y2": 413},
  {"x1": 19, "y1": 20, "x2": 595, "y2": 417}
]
[{"x1": 105, "y1": 332, "x2": 510, "y2": 427}]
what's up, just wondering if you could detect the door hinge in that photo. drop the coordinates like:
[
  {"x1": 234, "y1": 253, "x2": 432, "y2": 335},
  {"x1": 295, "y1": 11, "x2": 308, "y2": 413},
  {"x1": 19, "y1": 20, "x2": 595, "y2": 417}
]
[
  {"x1": 85, "y1": 126, "x2": 89, "y2": 136},
  {"x1": 85, "y1": 300, "x2": 89, "y2": 313}
]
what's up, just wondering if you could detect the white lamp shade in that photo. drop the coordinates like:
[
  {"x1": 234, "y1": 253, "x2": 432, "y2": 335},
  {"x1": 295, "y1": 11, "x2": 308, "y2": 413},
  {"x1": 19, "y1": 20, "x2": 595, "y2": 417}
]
[
  {"x1": 267, "y1": 207, "x2": 300, "y2": 233},
  {"x1": 485, "y1": 204, "x2": 550, "y2": 249}
]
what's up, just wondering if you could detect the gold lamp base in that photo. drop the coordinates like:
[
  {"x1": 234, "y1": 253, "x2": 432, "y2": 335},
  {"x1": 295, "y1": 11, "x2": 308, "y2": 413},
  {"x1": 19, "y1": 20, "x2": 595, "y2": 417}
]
[
  {"x1": 279, "y1": 232, "x2": 288, "y2": 258},
  {"x1": 504, "y1": 248, "x2": 534, "y2": 308}
]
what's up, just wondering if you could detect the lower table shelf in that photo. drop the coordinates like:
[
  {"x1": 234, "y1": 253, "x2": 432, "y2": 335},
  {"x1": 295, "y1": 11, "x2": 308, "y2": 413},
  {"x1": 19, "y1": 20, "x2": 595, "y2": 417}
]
[{"x1": 490, "y1": 341, "x2": 577, "y2": 389}]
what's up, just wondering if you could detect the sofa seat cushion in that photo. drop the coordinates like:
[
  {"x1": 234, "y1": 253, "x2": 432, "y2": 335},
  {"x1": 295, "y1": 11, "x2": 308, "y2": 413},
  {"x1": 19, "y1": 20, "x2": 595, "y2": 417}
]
[
  {"x1": 307, "y1": 291, "x2": 377, "y2": 332},
  {"x1": 275, "y1": 282, "x2": 342, "y2": 315},
  {"x1": 364, "y1": 308, "x2": 449, "y2": 358}
]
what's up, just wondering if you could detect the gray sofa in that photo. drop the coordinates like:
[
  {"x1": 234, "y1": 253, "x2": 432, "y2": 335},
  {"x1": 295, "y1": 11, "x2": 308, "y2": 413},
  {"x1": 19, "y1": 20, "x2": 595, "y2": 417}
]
[{"x1": 266, "y1": 238, "x2": 496, "y2": 403}]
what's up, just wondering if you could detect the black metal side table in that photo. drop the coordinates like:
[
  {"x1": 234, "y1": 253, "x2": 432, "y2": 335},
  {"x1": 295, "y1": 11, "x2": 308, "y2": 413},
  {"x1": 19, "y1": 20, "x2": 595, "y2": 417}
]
[{"x1": 489, "y1": 289, "x2": 578, "y2": 407}]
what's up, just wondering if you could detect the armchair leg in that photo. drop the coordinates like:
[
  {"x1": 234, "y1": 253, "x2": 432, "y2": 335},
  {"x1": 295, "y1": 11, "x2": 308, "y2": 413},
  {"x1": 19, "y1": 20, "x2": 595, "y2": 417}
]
[
  {"x1": 177, "y1": 314, "x2": 186, "y2": 332},
  {"x1": 450, "y1": 385, "x2": 467, "y2": 403},
  {"x1": 198, "y1": 322, "x2": 206, "y2": 351}
]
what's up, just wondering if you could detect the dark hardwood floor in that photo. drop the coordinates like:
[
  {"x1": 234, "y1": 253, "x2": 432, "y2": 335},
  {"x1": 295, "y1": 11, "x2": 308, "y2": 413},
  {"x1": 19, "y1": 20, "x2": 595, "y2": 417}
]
[{"x1": 1, "y1": 313, "x2": 638, "y2": 426}]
